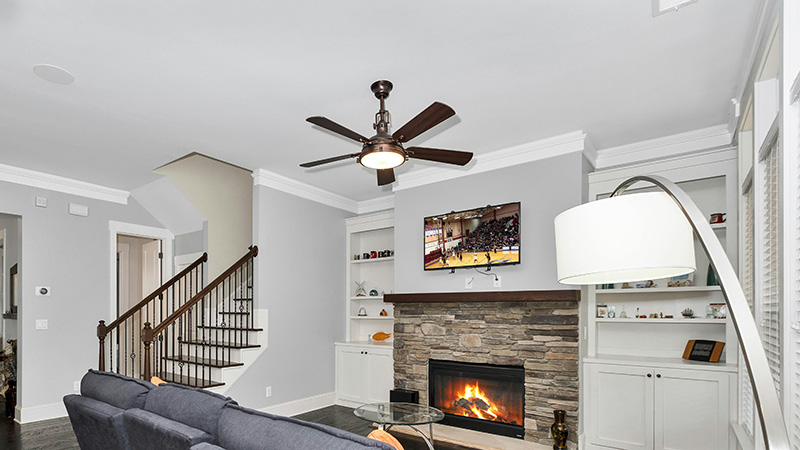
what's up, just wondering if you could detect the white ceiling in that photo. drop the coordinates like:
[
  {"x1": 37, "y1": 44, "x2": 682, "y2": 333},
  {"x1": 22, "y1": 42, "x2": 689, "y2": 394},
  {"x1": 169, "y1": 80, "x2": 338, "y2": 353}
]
[{"x1": 0, "y1": 1, "x2": 760, "y2": 202}]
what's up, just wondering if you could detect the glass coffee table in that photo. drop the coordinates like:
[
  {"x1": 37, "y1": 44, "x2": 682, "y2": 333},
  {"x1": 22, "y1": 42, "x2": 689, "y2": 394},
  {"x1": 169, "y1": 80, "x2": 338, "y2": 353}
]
[{"x1": 354, "y1": 402, "x2": 445, "y2": 450}]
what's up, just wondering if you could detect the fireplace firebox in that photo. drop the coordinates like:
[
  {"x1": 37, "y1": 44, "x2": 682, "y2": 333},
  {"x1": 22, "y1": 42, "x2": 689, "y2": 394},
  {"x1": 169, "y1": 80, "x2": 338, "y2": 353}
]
[{"x1": 428, "y1": 359, "x2": 524, "y2": 439}]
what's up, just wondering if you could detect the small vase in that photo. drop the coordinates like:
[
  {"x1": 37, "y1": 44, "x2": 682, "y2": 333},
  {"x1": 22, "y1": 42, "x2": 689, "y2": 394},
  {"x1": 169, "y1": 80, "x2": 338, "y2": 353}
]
[{"x1": 551, "y1": 409, "x2": 568, "y2": 450}]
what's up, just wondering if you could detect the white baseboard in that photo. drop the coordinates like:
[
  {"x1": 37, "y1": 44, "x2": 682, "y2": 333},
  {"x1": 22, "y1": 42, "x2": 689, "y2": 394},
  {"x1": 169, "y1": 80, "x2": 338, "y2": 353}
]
[
  {"x1": 259, "y1": 391, "x2": 335, "y2": 417},
  {"x1": 15, "y1": 401, "x2": 67, "y2": 424},
  {"x1": 334, "y1": 398, "x2": 366, "y2": 409}
]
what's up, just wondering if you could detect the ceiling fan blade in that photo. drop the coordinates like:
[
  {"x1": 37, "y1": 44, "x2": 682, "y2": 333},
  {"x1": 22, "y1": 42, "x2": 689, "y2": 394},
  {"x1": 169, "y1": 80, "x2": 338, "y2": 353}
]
[
  {"x1": 392, "y1": 102, "x2": 455, "y2": 143},
  {"x1": 307, "y1": 116, "x2": 368, "y2": 143},
  {"x1": 406, "y1": 147, "x2": 473, "y2": 166},
  {"x1": 377, "y1": 168, "x2": 395, "y2": 186},
  {"x1": 299, "y1": 153, "x2": 359, "y2": 168}
]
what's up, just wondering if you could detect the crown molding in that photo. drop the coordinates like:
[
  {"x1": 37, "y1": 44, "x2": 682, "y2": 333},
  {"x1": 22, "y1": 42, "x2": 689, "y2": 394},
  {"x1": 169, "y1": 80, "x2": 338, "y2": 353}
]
[
  {"x1": 393, "y1": 130, "x2": 590, "y2": 191},
  {"x1": 357, "y1": 195, "x2": 394, "y2": 214},
  {"x1": 0, "y1": 163, "x2": 129, "y2": 204},
  {"x1": 253, "y1": 169, "x2": 360, "y2": 213},
  {"x1": 595, "y1": 125, "x2": 732, "y2": 169}
]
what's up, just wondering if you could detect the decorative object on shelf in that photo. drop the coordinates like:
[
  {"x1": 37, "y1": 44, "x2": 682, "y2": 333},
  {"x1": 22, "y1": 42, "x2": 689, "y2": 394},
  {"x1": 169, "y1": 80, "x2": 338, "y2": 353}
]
[
  {"x1": 682, "y1": 339, "x2": 725, "y2": 362},
  {"x1": 668, "y1": 273, "x2": 693, "y2": 287},
  {"x1": 600, "y1": 283, "x2": 614, "y2": 289},
  {"x1": 681, "y1": 308, "x2": 694, "y2": 318},
  {"x1": 369, "y1": 289, "x2": 379, "y2": 297},
  {"x1": 357, "y1": 306, "x2": 368, "y2": 317},
  {"x1": 363, "y1": 252, "x2": 370, "y2": 260},
  {"x1": 553, "y1": 175, "x2": 789, "y2": 448},
  {"x1": 635, "y1": 280, "x2": 657, "y2": 288},
  {"x1": 596, "y1": 304, "x2": 608, "y2": 318},
  {"x1": 709, "y1": 212, "x2": 726, "y2": 224},
  {"x1": 551, "y1": 409, "x2": 569, "y2": 450},
  {"x1": 710, "y1": 303, "x2": 726, "y2": 319},
  {"x1": 621, "y1": 282, "x2": 631, "y2": 289},
  {"x1": 354, "y1": 254, "x2": 361, "y2": 260},
  {"x1": 608, "y1": 306, "x2": 616, "y2": 318},
  {"x1": 619, "y1": 305, "x2": 628, "y2": 319},
  {"x1": 372, "y1": 332, "x2": 391, "y2": 341},
  {"x1": 706, "y1": 264, "x2": 719, "y2": 286},
  {"x1": 706, "y1": 304, "x2": 714, "y2": 318},
  {"x1": 379, "y1": 309, "x2": 388, "y2": 316},
  {"x1": 371, "y1": 251, "x2": 377, "y2": 259},
  {"x1": 355, "y1": 281, "x2": 367, "y2": 297},
  {"x1": 664, "y1": 314, "x2": 674, "y2": 319}
]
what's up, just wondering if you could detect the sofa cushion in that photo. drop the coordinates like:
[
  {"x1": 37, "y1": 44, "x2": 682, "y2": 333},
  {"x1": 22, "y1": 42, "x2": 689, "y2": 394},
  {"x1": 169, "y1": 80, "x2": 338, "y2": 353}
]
[
  {"x1": 144, "y1": 383, "x2": 236, "y2": 440},
  {"x1": 64, "y1": 394, "x2": 129, "y2": 450},
  {"x1": 80, "y1": 369, "x2": 152, "y2": 410},
  {"x1": 191, "y1": 443, "x2": 225, "y2": 450},
  {"x1": 124, "y1": 408, "x2": 213, "y2": 450},
  {"x1": 217, "y1": 404, "x2": 396, "y2": 450}
]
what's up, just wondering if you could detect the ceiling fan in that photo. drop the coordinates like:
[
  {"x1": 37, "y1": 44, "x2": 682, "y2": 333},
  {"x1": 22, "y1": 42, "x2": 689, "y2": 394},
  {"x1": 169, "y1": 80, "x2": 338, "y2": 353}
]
[{"x1": 301, "y1": 80, "x2": 473, "y2": 186}]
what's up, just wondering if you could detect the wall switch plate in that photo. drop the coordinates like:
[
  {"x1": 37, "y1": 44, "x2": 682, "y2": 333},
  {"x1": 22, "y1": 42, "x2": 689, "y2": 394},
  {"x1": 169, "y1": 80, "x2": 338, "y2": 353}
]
[
  {"x1": 493, "y1": 276, "x2": 502, "y2": 288},
  {"x1": 36, "y1": 286, "x2": 51, "y2": 296},
  {"x1": 265, "y1": 386, "x2": 272, "y2": 398},
  {"x1": 36, "y1": 319, "x2": 48, "y2": 330},
  {"x1": 35, "y1": 196, "x2": 47, "y2": 207},
  {"x1": 465, "y1": 277, "x2": 474, "y2": 289},
  {"x1": 74, "y1": 381, "x2": 81, "y2": 392}
]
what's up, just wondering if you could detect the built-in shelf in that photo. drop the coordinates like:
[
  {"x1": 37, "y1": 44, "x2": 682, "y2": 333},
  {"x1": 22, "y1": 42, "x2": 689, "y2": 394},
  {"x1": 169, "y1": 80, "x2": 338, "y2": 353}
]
[
  {"x1": 584, "y1": 354, "x2": 738, "y2": 373},
  {"x1": 710, "y1": 222, "x2": 727, "y2": 230},
  {"x1": 596, "y1": 286, "x2": 722, "y2": 294},
  {"x1": 351, "y1": 257, "x2": 394, "y2": 265},
  {"x1": 385, "y1": 290, "x2": 580, "y2": 304},
  {"x1": 595, "y1": 318, "x2": 725, "y2": 324},
  {"x1": 350, "y1": 316, "x2": 394, "y2": 320},
  {"x1": 350, "y1": 296, "x2": 384, "y2": 301}
]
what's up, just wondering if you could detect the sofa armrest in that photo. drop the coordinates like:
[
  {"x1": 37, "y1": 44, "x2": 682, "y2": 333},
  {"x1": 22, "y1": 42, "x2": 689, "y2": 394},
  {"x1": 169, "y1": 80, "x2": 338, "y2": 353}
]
[
  {"x1": 124, "y1": 408, "x2": 214, "y2": 450},
  {"x1": 191, "y1": 443, "x2": 225, "y2": 450},
  {"x1": 64, "y1": 394, "x2": 130, "y2": 450}
]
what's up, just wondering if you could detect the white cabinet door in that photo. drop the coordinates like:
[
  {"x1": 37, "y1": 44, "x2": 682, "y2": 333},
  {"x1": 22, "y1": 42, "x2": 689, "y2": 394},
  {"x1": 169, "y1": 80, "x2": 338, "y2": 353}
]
[
  {"x1": 337, "y1": 347, "x2": 365, "y2": 402},
  {"x1": 366, "y1": 351, "x2": 393, "y2": 402},
  {"x1": 654, "y1": 368, "x2": 729, "y2": 450},
  {"x1": 588, "y1": 363, "x2": 654, "y2": 450}
]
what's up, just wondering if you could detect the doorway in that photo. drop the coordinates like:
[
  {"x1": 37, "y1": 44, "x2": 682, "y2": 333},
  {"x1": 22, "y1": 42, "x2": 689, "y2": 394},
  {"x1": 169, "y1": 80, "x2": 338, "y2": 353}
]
[{"x1": 116, "y1": 235, "x2": 162, "y2": 318}]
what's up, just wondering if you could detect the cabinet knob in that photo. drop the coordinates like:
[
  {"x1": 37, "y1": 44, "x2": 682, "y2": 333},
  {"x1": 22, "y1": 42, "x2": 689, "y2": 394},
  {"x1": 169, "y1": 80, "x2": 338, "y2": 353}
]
[
  {"x1": 647, "y1": 373, "x2": 652, "y2": 378},
  {"x1": 656, "y1": 374, "x2": 661, "y2": 378}
]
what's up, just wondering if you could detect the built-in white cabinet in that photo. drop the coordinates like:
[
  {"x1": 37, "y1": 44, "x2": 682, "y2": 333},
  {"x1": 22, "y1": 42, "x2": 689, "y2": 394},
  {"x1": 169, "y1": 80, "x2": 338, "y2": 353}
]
[
  {"x1": 586, "y1": 361, "x2": 731, "y2": 450},
  {"x1": 335, "y1": 342, "x2": 393, "y2": 405}
]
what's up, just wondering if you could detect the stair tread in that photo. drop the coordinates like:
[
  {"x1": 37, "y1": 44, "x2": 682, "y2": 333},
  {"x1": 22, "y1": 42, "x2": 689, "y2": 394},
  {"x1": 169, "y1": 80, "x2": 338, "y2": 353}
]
[
  {"x1": 219, "y1": 311, "x2": 250, "y2": 315},
  {"x1": 183, "y1": 339, "x2": 260, "y2": 349},
  {"x1": 155, "y1": 372, "x2": 224, "y2": 388},
  {"x1": 233, "y1": 298, "x2": 253, "y2": 301},
  {"x1": 161, "y1": 355, "x2": 244, "y2": 368},
  {"x1": 197, "y1": 325, "x2": 263, "y2": 331}
]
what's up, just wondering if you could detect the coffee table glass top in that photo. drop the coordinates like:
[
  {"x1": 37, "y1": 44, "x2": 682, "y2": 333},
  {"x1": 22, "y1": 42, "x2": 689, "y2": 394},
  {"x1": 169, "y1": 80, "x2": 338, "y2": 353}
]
[{"x1": 353, "y1": 402, "x2": 445, "y2": 426}]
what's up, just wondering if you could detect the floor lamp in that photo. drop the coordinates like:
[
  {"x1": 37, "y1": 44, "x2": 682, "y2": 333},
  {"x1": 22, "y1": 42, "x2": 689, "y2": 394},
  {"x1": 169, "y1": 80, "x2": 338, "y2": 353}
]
[{"x1": 553, "y1": 175, "x2": 790, "y2": 450}]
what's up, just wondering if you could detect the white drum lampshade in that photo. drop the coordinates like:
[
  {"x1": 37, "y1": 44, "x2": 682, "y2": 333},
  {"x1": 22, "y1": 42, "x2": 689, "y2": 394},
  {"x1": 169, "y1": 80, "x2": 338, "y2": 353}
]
[{"x1": 554, "y1": 192, "x2": 696, "y2": 285}]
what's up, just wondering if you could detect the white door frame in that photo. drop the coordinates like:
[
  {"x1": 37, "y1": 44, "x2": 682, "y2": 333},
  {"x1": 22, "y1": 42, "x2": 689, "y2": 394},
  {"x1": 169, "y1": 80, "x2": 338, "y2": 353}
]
[{"x1": 108, "y1": 221, "x2": 174, "y2": 321}]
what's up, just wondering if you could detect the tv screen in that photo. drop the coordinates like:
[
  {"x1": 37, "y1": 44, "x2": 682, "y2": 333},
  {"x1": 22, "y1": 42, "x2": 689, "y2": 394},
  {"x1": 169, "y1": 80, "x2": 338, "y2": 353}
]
[{"x1": 424, "y1": 202, "x2": 520, "y2": 271}]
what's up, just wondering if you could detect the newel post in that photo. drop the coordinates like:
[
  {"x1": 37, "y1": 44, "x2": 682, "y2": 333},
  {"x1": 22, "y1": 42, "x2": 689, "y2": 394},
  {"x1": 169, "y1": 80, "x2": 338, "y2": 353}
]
[
  {"x1": 142, "y1": 322, "x2": 154, "y2": 381},
  {"x1": 97, "y1": 320, "x2": 107, "y2": 371}
]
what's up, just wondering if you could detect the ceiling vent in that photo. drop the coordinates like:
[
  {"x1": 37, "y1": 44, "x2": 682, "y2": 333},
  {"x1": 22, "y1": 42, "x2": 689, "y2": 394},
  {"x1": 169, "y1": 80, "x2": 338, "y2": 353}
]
[{"x1": 652, "y1": 0, "x2": 698, "y2": 16}]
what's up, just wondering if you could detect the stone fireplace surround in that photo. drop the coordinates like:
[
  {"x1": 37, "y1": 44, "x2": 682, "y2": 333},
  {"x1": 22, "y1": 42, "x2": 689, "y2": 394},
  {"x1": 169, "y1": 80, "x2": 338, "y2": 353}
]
[{"x1": 385, "y1": 290, "x2": 580, "y2": 448}]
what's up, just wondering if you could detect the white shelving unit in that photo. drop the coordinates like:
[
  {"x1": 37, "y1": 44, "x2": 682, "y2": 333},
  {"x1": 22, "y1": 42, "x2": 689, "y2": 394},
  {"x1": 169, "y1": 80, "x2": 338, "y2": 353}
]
[{"x1": 582, "y1": 149, "x2": 739, "y2": 450}]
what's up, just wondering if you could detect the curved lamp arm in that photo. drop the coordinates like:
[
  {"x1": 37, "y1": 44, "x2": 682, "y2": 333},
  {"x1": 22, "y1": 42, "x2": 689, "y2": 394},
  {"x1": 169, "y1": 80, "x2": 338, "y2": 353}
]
[{"x1": 612, "y1": 175, "x2": 789, "y2": 450}]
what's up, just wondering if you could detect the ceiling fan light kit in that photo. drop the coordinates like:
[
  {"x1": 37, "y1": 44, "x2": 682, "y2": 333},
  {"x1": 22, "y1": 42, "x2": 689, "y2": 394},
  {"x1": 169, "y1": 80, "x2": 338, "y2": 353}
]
[{"x1": 302, "y1": 80, "x2": 473, "y2": 186}]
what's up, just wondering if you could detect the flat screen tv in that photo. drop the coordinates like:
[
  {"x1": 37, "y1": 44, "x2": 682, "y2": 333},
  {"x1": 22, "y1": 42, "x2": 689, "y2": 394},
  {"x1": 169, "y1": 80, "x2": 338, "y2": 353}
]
[{"x1": 424, "y1": 202, "x2": 520, "y2": 271}]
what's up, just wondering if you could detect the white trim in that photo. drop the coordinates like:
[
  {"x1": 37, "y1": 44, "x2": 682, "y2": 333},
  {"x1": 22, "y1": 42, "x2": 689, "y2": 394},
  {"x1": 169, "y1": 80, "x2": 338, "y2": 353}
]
[
  {"x1": 15, "y1": 401, "x2": 66, "y2": 424},
  {"x1": 790, "y1": 69, "x2": 800, "y2": 104},
  {"x1": 595, "y1": 125, "x2": 732, "y2": 169},
  {"x1": 0, "y1": 163, "x2": 129, "y2": 205},
  {"x1": 253, "y1": 169, "x2": 360, "y2": 213},
  {"x1": 259, "y1": 391, "x2": 335, "y2": 417},
  {"x1": 357, "y1": 195, "x2": 394, "y2": 214},
  {"x1": 393, "y1": 130, "x2": 590, "y2": 191},
  {"x1": 108, "y1": 221, "x2": 174, "y2": 322}
]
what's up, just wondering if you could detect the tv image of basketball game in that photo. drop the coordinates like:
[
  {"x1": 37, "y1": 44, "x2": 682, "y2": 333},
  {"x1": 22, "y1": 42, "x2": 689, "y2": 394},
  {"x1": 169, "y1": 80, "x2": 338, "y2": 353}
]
[{"x1": 424, "y1": 202, "x2": 520, "y2": 271}]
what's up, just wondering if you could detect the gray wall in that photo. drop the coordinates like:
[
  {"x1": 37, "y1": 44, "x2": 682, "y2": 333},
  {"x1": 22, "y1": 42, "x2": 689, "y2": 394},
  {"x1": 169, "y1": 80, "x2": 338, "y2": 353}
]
[
  {"x1": 225, "y1": 185, "x2": 354, "y2": 409},
  {"x1": 0, "y1": 181, "x2": 163, "y2": 416},
  {"x1": 394, "y1": 152, "x2": 586, "y2": 293},
  {"x1": 174, "y1": 229, "x2": 205, "y2": 256}
]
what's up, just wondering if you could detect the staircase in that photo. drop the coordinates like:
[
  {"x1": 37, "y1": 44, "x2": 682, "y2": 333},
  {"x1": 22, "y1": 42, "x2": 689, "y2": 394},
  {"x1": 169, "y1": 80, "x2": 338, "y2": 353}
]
[{"x1": 98, "y1": 246, "x2": 262, "y2": 390}]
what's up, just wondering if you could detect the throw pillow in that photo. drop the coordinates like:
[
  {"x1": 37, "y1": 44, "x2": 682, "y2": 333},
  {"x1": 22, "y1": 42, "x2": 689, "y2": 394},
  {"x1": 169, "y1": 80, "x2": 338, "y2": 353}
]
[{"x1": 367, "y1": 429, "x2": 404, "y2": 450}]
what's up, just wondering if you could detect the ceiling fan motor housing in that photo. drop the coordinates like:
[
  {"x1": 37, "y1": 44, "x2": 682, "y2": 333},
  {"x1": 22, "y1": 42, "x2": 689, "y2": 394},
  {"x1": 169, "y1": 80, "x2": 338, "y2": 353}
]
[{"x1": 358, "y1": 142, "x2": 407, "y2": 169}]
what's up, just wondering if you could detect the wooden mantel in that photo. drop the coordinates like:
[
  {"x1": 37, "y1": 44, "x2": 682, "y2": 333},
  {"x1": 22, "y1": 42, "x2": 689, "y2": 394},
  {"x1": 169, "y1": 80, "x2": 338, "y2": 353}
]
[{"x1": 384, "y1": 289, "x2": 580, "y2": 304}]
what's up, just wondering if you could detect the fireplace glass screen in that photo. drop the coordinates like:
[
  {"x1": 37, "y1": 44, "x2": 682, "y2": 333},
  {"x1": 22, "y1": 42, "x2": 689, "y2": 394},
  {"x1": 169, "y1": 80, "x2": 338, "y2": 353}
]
[{"x1": 429, "y1": 360, "x2": 524, "y2": 439}]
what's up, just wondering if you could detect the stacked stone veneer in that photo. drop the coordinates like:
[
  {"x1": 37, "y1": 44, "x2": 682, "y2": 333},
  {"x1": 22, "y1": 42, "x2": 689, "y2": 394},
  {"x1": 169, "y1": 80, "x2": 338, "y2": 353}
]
[{"x1": 393, "y1": 299, "x2": 579, "y2": 447}]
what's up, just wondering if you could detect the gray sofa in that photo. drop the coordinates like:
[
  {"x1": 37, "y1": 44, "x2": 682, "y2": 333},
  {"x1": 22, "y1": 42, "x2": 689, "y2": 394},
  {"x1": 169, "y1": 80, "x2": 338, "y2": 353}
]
[{"x1": 64, "y1": 370, "x2": 394, "y2": 450}]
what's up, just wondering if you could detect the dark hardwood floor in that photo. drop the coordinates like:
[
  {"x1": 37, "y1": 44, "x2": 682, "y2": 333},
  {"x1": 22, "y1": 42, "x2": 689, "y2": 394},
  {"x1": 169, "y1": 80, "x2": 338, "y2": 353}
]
[{"x1": 0, "y1": 401, "x2": 472, "y2": 450}]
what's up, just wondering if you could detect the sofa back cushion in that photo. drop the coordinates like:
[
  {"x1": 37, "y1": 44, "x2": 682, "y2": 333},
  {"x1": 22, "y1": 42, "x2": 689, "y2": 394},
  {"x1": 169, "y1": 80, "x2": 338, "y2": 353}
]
[
  {"x1": 144, "y1": 383, "x2": 236, "y2": 439},
  {"x1": 217, "y1": 405, "x2": 395, "y2": 450},
  {"x1": 80, "y1": 369, "x2": 152, "y2": 410}
]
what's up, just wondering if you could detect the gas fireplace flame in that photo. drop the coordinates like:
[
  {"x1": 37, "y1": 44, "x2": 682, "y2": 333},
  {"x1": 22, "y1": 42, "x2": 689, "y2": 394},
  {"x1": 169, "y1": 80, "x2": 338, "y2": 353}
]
[{"x1": 453, "y1": 382, "x2": 507, "y2": 423}]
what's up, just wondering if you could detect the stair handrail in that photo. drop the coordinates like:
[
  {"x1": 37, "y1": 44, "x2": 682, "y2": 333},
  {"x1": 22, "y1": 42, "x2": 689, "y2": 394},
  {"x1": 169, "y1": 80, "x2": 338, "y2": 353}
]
[
  {"x1": 97, "y1": 252, "x2": 207, "y2": 371},
  {"x1": 142, "y1": 246, "x2": 258, "y2": 380}
]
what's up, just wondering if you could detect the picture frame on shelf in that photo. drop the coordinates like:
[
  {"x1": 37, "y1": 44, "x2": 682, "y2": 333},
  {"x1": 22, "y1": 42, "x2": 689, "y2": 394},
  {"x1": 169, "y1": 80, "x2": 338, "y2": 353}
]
[
  {"x1": 596, "y1": 304, "x2": 608, "y2": 318},
  {"x1": 667, "y1": 273, "x2": 693, "y2": 287}
]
